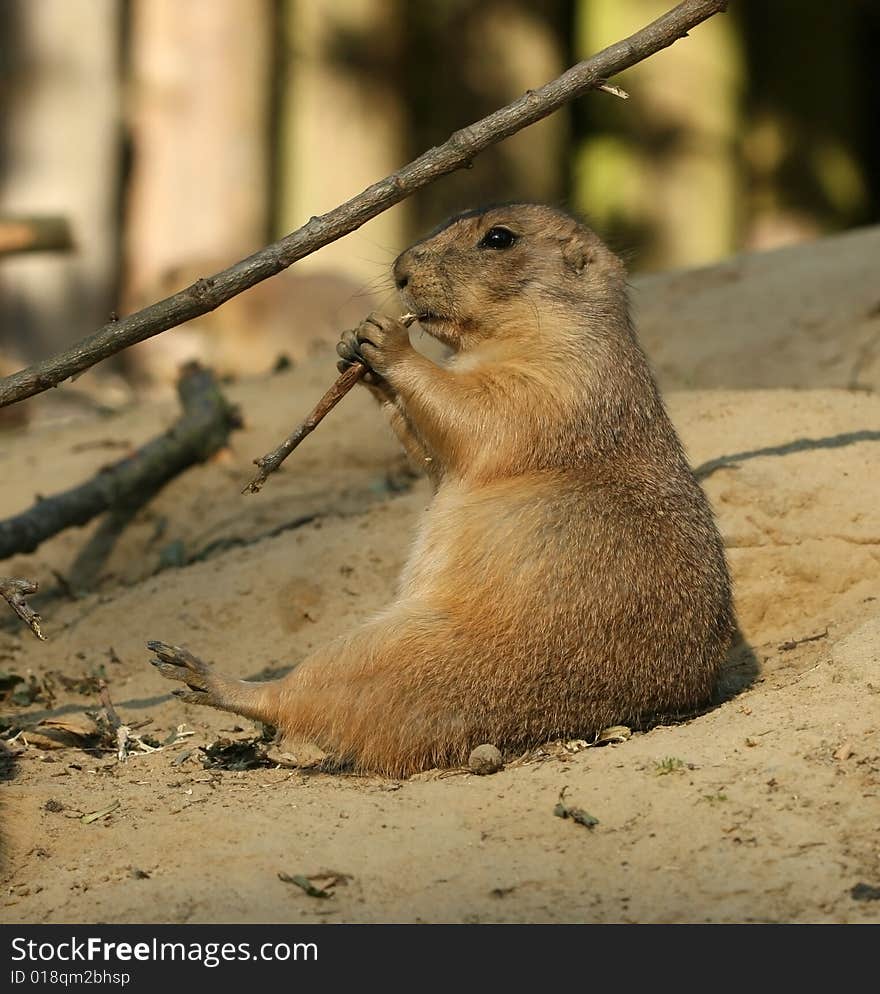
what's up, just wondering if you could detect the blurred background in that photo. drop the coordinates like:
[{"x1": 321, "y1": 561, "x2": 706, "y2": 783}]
[{"x1": 1, "y1": 0, "x2": 879, "y2": 385}]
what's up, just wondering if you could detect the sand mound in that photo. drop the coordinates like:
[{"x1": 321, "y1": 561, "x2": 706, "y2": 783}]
[
  {"x1": 634, "y1": 224, "x2": 880, "y2": 392},
  {"x1": 1, "y1": 232, "x2": 878, "y2": 923}
]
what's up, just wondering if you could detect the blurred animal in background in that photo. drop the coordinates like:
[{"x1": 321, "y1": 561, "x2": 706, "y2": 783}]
[{"x1": 123, "y1": 264, "x2": 378, "y2": 390}]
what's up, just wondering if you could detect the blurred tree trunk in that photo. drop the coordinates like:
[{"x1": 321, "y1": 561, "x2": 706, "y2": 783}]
[
  {"x1": 0, "y1": 0, "x2": 122, "y2": 359},
  {"x1": 738, "y1": 2, "x2": 867, "y2": 252},
  {"x1": 400, "y1": 1, "x2": 569, "y2": 233},
  {"x1": 573, "y1": 0, "x2": 741, "y2": 271},
  {"x1": 276, "y1": 0, "x2": 407, "y2": 283},
  {"x1": 123, "y1": 0, "x2": 273, "y2": 309}
]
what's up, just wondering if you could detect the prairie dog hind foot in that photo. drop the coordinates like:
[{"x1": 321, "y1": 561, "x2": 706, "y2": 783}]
[{"x1": 147, "y1": 640, "x2": 278, "y2": 725}]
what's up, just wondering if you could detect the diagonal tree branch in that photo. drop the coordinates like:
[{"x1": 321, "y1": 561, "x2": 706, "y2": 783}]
[{"x1": 0, "y1": 0, "x2": 727, "y2": 410}]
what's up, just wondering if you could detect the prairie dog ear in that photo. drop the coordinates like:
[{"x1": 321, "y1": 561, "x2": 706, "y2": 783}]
[{"x1": 562, "y1": 234, "x2": 592, "y2": 274}]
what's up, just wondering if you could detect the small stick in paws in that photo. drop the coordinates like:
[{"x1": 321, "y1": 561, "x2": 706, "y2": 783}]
[{"x1": 243, "y1": 313, "x2": 418, "y2": 495}]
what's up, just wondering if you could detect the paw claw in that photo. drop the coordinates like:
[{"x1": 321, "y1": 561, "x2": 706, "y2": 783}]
[
  {"x1": 336, "y1": 336, "x2": 359, "y2": 363},
  {"x1": 146, "y1": 640, "x2": 184, "y2": 663},
  {"x1": 147, "y1": 640, "x2": 226, "y2": 710}
]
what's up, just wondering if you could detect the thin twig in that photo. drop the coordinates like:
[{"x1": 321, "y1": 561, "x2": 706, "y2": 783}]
[
  {"x1": 99, "y1": 685, "x2": 122, "y2": 730},
  {"x1": 597, "y1": 83, "x2": 630, "y2": 100},
  {"x1": 777, "y1": 628, "x2": 829, "y2": 652},
  {"x1": 0, "y1": 577, "x2": 46, "y2": 640},
  {"x1": 99, "y1": 684, "x2": 162, "y2": 761},
  {"x1": 243, "y1": 363, "x2": 366, "y2": 495},
  {"x1": 243, "y1": 313, "x2": 417, "y2": 493},
  {"x1": 0, "y1": 0, "x2": 728, "y2": 410}
]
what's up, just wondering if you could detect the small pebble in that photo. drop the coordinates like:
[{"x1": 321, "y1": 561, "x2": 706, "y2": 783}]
[{"x1": 468, "y1": 744, "x2": 503, "y2": 775}]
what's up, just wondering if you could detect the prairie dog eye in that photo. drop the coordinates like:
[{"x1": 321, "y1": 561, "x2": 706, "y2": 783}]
[{"x1": 478, "y1": 227, "x2": 518, "y2": 250}]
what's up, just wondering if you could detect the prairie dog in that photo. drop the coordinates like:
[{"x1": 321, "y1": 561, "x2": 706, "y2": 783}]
[
  {"x1": 148, "y1": 204, "x2": 735, "y2": 775},
  {"x1": 124, "y1": 266, "x2": 374, "y2": 387}
]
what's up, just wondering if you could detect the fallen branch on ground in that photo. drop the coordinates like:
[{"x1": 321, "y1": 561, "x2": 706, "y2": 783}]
[
  {"x1": 0, "y1": 362, "x2": 241, "y2": 566},
  {"x1": 0, "y1": 577, "x2": 46, "y2": 640},
  {"x1": 0, "y1": 0, "x2": 728, "y2": 410}
]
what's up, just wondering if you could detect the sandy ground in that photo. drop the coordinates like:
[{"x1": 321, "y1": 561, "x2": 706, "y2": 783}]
[{"x1": 1, "y1": 229, "x2": 879, "y2": 924}]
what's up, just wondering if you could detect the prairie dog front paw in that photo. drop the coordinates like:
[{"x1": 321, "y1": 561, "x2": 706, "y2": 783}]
[{"x1": 344, "y1": 312, "x2": 413, "y2": 378}]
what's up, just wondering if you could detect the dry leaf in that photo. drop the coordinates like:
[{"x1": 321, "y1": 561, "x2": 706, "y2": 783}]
[
  {"x1": 23, "y1": 714, "x2": 102, "y2": 750},
  {"x1": 278, "y1": 873, "x2": 331, "y2": 898},
  {"x1": 39, "y1": 715, "x2": 101, "y2": 738},
  {"x1": 82, "y1": 799, "x2": 120, "y2": 824},
  {"x1": 592, "y1": 725, "x2": 632, "y2": 746}
]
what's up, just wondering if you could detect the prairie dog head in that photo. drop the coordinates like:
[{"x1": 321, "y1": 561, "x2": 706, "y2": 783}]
[{"x1": 393, "y1": 204, "x2": 626, "y2": 351}]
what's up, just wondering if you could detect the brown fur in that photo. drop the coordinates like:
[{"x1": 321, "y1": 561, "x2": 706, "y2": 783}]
[{"x1": 148, "y1": 204, "x2": 735, "y2": 776}]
